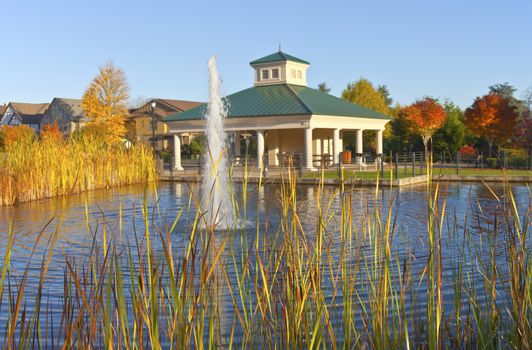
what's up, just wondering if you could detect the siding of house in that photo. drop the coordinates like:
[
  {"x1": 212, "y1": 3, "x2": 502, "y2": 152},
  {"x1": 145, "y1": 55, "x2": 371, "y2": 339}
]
[{"x1": 41, "y1": 98, "x2": 86, "y2": 135}]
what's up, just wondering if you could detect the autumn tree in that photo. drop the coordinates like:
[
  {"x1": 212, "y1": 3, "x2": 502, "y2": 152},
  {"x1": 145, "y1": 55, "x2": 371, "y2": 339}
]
[
  {"x1": 81, "y1": 62, "x2": 129, "y2": 144},
  {"x1": 464, "y1": 93, "x2": 519, "y2": 157},
  {"x1": 403, "y1": 97, "x2": 447, "y2": 156}
]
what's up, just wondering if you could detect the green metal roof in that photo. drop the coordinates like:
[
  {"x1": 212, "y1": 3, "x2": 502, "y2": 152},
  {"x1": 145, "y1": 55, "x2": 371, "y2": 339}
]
[
  {"x1": 165, "y1": 84, "x2": 391, "y2": 121},
  {"x1": 249, "y1": 51, "x2": 310, "y2": 65}
]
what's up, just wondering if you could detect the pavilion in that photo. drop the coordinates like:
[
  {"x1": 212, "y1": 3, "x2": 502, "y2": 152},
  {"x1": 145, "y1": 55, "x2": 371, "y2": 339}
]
[{"x1": 165, "y1": 51, "x2": 390, "y2": 171}]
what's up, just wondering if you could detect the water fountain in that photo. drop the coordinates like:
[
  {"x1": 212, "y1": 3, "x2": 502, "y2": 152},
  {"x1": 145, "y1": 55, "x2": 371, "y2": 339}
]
[{"x1": 201, "y1": 56, "x2": 233, "y2": 227}]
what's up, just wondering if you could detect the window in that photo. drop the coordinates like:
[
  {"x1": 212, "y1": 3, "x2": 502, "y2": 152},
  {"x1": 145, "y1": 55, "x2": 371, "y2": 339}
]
[
  {"x1": 262, "y1": 69, "x2": 269, "y2": 80},
  {"x1": 291, "y1": 69, "x2": 296, "y2": 78},
  {"x1": 297, "y1": 70, "x2": 302, "y2": 79},
  {"x1": 271, "y1": 68, "x2": 279, "y2": 79}
]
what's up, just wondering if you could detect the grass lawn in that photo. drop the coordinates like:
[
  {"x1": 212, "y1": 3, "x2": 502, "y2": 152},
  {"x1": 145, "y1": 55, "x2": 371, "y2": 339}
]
[{"x1": 304, "y1": 167, "x2": 532, "y2": 180}]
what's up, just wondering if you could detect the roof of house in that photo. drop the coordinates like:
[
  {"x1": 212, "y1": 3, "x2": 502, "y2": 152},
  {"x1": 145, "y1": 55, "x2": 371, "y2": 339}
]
[
  {"x1": 158, "y1": 99, "x2": 203, "y2": 113},
  {"x1": 53, "y1": 98, "x2": 87, "y2": 121},
  {"x1": 250, "y1": 51, "x2": 310, "y2": 65},
  {"x1": 9, "y1": 102, "x2": 50, "y2": 124},
  {"x1": 0, "y1": 105, "x2": 6, "y2": 116},
  {"x1": 165, "y1": 84, "x2": 390, "y2": 121},
  {"x1": 130, "y1": 98, "x2": 204, "y2": 118}
]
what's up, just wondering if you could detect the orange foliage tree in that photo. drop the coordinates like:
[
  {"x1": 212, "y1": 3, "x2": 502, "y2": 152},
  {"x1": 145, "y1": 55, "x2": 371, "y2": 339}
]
[
  {"x1": 403, "y1": 97, "x2": 447, "y2": 155},
  {"x1": 81, "y1": 62, "x2": 129, "y2": 144},
  {"x1": 464, "y1": 93, "x2": 519, "y2": 157},
  {"x1": 40, "y1": 123, "x2": 63, "y2": 144},
  {"x1": 0, "y1": 125, "x2": 35, "y2": 149}
]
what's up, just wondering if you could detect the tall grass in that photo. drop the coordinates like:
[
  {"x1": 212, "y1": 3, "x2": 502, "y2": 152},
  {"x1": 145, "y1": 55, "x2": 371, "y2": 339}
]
[
  {"x1": 0, "y1": 159, "x2": 530, "y2": 348},
  {"x1": 0, "y1": 135, "x2": 155, "y2": 206}
]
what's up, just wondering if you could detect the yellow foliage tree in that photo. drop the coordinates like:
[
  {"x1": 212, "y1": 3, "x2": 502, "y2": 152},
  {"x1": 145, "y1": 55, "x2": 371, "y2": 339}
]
[
  {"x1": 341, "y1": 78, "x2": 390, "y2": 115},
  {"x1": 81, "y1": 62, "x2": 129, "y2": 144}
]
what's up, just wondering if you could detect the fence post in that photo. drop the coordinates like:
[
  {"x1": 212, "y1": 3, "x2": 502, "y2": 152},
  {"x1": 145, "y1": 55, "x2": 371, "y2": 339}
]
[
  {"x1": 456, "y1": 152, "x2": 460, "y2": 175},
  {"x1": 395, "y1": 153, "x2": 399, "y2": 180},
  {"x1": 412, "y1": 152, "x2": 416, "y2": 177},
  {"x1": 480, "y1": 151, "x2": 484, "y2": 169}
]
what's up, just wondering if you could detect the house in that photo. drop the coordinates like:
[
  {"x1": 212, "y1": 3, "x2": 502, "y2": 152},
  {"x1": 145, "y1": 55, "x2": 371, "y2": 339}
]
[
  {"x1": 0, "y1": 105, "x2": 6, "y2": 117},
  {"x1": 165, "y1": 51, "x2": 390, "y2": 171},
  {"x1": 0, "y1": 102, "x2": 50, "y2": 132},
  {"x1": 126, "y1": 98, "x2": 203, "y2": 151},
  {"x1": 41, "y1": 98, "x2": 89, "y2": 135}
]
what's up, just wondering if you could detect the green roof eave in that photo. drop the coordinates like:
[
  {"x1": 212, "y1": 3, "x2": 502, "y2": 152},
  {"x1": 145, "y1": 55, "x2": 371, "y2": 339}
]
[{"x1": 250, "y1": 51, "x2": 310, "y2": 65}]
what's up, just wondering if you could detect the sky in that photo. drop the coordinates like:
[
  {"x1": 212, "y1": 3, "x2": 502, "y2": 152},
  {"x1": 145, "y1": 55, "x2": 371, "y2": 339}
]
[{"x1": 1, "y1": 0, "x2": 531, "y2": 109}]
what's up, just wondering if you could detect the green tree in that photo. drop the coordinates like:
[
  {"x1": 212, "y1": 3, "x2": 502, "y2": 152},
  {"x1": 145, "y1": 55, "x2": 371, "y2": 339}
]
[
  {"x1": 384, "y1": 104, "x2": 419, "y2": 153},
  {"x1": 432, "y1": 101, "x2": 465, "y2": 159},
  {"x1": 377, "y1": 85, "x2": 393, "y2": 107},
  {"x1": 490, "y1": 82, "x2": 527, "y2": 116},
  {"x1": 317, "y1": 82, "x2": 331, "y2": 94}
]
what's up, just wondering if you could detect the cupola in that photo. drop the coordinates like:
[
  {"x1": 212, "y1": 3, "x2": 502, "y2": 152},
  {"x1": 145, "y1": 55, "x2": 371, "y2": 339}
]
[{"x1": 250, "y1": 51, "x2": 310, "y2": 87}]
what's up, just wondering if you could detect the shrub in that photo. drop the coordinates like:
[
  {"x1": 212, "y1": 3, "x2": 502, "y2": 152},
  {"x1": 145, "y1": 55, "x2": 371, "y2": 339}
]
[
  {"x1": 0, "y1": 125, "x2": 35, "y2": 149},
  {"x1": 486, "y1": 157, "x2": 499, "y2": 169},
  {"x1": 508, "y1": 156, "x2": 528, "y2": 169}
]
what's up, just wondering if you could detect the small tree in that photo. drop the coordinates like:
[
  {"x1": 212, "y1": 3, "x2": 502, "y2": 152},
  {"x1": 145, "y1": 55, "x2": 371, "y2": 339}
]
[
  {"x1": 464, "y1": 93, "x2": 519, "y2": 157},
  {"x1": 403, "y1": 97, "x2": 447, "y2": 157},
  {"x1": 317, "y1": 82, "x2": 331, "y2": 94},
  {"x1": 432, "y1": 101, "x2": 465, "y2": 158},
  {"x1": 82, "y1": 62, "x2": 129, "y2": 145}
]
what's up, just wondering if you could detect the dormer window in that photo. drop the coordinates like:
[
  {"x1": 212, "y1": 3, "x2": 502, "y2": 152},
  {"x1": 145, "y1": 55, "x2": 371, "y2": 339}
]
[
  {"x1": 262, "y1": 70, "x2": 269, "y2": 80},
  {"x1": 272, "y1": 68, "x2": 279, "y2": 79}
]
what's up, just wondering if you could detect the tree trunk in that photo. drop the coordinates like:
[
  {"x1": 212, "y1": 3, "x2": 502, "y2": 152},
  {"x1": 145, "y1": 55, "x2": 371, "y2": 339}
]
[{"x1": 488, "y1": 139, "x2": 493, "y2": 158}]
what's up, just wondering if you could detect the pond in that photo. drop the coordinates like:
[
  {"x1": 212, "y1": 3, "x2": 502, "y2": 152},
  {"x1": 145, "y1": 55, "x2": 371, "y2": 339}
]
[{"x1": 0, "y1": 180, "x2": 530, "y2": 348}]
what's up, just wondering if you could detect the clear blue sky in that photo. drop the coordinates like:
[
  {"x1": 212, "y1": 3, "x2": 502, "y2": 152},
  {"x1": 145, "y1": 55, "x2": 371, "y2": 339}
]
[{"x1": 1, "y1": 0, "x2": 531, "y2": 109}]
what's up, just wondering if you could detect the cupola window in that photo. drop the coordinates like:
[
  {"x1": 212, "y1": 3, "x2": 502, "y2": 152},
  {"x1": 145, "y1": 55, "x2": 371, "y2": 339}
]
[
  {"x1": 262, "y1": 70, "x2": 269, "y2": 80},
  {"x1": 271, "y1": 68, "x2": 279, "y2": 79}
]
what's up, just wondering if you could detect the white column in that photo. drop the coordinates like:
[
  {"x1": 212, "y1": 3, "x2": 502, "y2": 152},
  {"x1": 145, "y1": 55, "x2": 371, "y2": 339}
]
[
  {"x1": 234, "y1": 131, "x2": 241, "y2": 156},
  {"x1": 376, "y1": 129, "x2": 383, "y2": 155},
  {"x1": 355, "y1": 129, "x2": 364, "y2": 164},
  {"x1": 333, "y1": 128, "x2": 341, "y2": 164},
  {"x1": 173, "y1": 134, "x2": 183, "y2": 171},
  {"x1": 355, "y1": 129, "x2": 363, "y2": 154},
  {"x1": 274, "y1": 131, "x2": 280, "y2": 166},
  {"x1": 304, "y1": 128, "x2": 314, "y2": 170},
  {"x1": 256, "y1": 130, "x2": 265, "y2": 169}
]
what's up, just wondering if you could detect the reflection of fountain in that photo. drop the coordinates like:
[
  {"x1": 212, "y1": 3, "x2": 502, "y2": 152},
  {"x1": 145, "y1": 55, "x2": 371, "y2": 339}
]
[{"x1": 202, "y1": 56, "x2": 233, "y2": 227}]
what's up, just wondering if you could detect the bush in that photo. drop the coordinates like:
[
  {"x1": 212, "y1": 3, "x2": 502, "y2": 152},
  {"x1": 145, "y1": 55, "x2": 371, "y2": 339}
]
[
  {"x1": 508, "y1": 156, "x2": 529, "y2": 169},
  {"x1": 486, "y1": 157, "x2": 499, "y2": 169},
  {"x1": 159, "y1": 150, "x2": 172, "y2": 163}
]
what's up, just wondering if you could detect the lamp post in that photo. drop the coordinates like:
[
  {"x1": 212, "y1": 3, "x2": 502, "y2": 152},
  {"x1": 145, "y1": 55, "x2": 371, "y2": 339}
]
[{"x1": 151, "y1": 101, "x2": 156, "y2": 154}]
